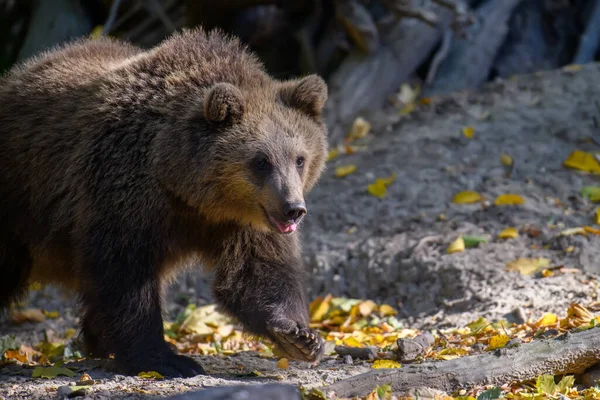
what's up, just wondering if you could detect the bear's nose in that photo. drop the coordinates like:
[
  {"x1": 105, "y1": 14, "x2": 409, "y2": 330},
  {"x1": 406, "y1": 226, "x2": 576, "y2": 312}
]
[{"x1": 283, "y1": 202, "x2": 307, "y2": 221}]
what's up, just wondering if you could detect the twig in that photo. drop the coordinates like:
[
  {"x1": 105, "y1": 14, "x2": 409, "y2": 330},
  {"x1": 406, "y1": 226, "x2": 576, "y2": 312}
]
[
  {"x1": 573, "y1": 0, "x2": 600, "y2": 64},
  {"x1": 426, "y1": 28, "x2": 453, "y2": 85},
  {"x1": 102, "y1": 0, "x2": 123, "y2": 36}
]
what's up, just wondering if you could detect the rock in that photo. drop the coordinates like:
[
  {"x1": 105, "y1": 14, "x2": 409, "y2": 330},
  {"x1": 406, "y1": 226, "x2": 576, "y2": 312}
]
[
  {"x1": 343, "y1": 355, "x2": 354, "y2": 364},
  {"x1": 165, "y1": 384, "x2": 302, "y2": 400}
]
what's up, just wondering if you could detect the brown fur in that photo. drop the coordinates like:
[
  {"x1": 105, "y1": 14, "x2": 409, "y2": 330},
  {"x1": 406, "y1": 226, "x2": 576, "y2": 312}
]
[{"x1": 0, "y1": 28, "x2": 328, "y2": 377}]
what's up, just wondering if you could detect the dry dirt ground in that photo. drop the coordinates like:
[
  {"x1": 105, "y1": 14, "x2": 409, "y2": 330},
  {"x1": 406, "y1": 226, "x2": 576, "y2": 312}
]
[{"x1": 2, "y1": 63, "x2": 600, "y2": 399}]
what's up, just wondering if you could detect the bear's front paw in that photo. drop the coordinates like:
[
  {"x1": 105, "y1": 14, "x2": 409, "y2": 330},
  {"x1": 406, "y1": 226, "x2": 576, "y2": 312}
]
[
  {"x1": 118, "y1": 351, "x2": 205, "y2": 378},
  {"x1": 269, "y1": 323, "x2": 324, "y2": 363}
]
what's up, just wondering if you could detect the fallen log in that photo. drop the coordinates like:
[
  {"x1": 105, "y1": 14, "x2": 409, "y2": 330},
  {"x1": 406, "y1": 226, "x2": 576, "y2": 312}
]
[{"x1": 322, "y1": 327, "x2": 600, "y2": 398}]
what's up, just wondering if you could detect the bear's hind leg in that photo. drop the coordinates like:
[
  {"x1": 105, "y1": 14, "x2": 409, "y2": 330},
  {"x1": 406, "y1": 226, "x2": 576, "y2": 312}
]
[
  {"x1": 0, "y1": 234, "x2": 33, "y2": 311},
  {"x1": 77, "y1": 221, "x2": 204, "y2": 378}
]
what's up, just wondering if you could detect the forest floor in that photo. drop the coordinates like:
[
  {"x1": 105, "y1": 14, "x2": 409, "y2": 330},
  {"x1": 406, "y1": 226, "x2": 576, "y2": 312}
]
[{"x1": 2, "y1": 63, "x2": 600, "y2": 399}]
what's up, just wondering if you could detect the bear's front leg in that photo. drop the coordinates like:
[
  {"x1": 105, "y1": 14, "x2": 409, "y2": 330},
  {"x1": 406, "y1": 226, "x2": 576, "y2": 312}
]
[
  {"x1": 78, "y1": 221, "x2": 204, "y2": 378},
  {"x1": 212, "y1": 233, "x2": 324, "y2": 363}
]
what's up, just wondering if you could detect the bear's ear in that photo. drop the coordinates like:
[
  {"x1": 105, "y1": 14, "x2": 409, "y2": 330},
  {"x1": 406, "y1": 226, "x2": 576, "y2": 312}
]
[
  {"x1": 204, "y1": 82, "x2": 245, "y2": 123},
  {"x1": 281, "y1": 75, "x2": 328, "y2": 118}
]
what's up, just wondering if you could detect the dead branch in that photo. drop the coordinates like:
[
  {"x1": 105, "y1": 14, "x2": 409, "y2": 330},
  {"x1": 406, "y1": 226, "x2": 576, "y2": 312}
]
[{"x1": 322, "y1": 327, "x2": 600, "y2": 398}]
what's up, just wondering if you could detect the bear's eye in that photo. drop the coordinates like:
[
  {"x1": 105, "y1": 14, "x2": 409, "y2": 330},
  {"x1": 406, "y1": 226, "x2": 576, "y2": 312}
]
[
  {"x1": 296, "y1": 156, "x2": 305, "y2": 168},
  {"x1": 256, "y1": 158, "x2": 271, "y2": 171}
]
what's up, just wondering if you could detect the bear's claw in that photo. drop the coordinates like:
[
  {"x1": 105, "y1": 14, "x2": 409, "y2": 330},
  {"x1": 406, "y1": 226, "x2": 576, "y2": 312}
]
[{"x1": 271, "y1": 325, "x2": 324, "y2": 363}]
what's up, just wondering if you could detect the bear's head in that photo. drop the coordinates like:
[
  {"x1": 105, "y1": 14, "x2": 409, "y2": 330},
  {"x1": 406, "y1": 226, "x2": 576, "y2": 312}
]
[{"x1": 156, "y1": 74, "x2": 328, "y2": 234}]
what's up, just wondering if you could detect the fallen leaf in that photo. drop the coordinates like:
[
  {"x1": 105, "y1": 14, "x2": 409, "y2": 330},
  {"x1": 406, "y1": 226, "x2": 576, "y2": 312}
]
[
  {"x1": 343, "y1": 337, "x2": 363, "y2": 348},
  {"x1": 32, "y1": 366, "x2": 76, "y2": 379},
  {"x1": 500, "y1": 154, "x2": 513, "y2": 166},
  {"x1": 562, "y1": 64, "x2": 583, "y2": 73},
  {"x1": 3, "y1": 349, "x2": 28, "y2": 363},
  {"x1": 585, "y1": 226, "x2": 600, "y2": 235},
  {"x1": 535, "y1": 313, "x2": 558, "y2": 327},
  {"x1": 561, "y1": 227, "x2": 588, "y2": 237},
  {"x1": 498, "y1": 227, "x2": 518, "y2": 239},
  {"x1": 453, "y1": 191, "x2": 482, "y2": 204},
  {"x1": 563, "y1": 150, "x2": 600, "y2": 174},
  {"x1": 462, "y1": 235, "x2": 488, "y2": 248},
  {"x1": 346, "y1": 117, "x2": 371, "y2": 142},
  {"x1": 372, "y1": 359, "x2": 401, "y2": 369},
  {"x1": 367, "y1": 174, "x2": 396, "y2": 198},
  {"x1": 477, "y1": 387, "x2": 503, "y2": 400},
  {"x1": 581, "y1": 186, "x2": 600, "y2": 202},
  {"x1": 42, "y1": 310, "x2": 59, "y2": 319},
  {"x1": 90, "y1": 25, "x2": 104, "y2": 39},
  {"x1": 487, "y1": 335, "x2": 510, "y2": 350},
  {"x1": 467, "y1": 317, "x2": 490, "y2": 334},
  {"x1": 335, "y1": 165, "x2": 357, "y2": 178},
  {"x1": 300, "y1": 387, "x2": 328, "y2": 400},
  {"x1": 506, "y1": 258, "x2": 550, "y2": 275},
  {"x1": 10, "y1": 308, "x2": 46, "y2": 324},
  {"x1": 399, "y1": 102, "x2": 416, "y2": 115},
  {"x1": 79, "y1": 372, "x2": 93, "y2": 382},
  {"x1": 277, "y1": 358, "x2": 289, "y2": 370},
  {"x1": 398, "y1": 83, "x2": 420, "y2": 104},
  {"x1": 358, "y1": 300, "x2": 378, "y2": 317},
  {"x1": 327, "y1": 149, "x2": 339, "y2": 162},
  {"x1": 379, "y1": 304, "x2": 397, "y2": 316},
  {"x1": 137, "y1": 371, "x2": 165, "y2": 380},
  {"x1": 596, "y1": 208, "x2": 600, "y2": 225},
  {"x1": 309, "y1": 295, "x2": 331, "y2": 322},
  {"x1": 494, "y1": 194, "x2": 525, "y2": 206},
  {"x1": 447, "y1": 236, "x2": 465, "y2": 254},
  {"x1": 462, "y1": 126, "x2": 475, "y2": 139}
]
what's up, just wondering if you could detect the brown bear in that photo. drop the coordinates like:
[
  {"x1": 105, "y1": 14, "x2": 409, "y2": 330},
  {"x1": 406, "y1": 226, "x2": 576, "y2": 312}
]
[{"x1": 0, "y1": 28, "x2": 328, "y2": 378}]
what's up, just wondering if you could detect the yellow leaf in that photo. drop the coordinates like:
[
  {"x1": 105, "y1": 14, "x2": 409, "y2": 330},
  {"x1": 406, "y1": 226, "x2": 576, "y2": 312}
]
[
  {"x1": 309, "y1": 295, "x2": 331, "y2": 322},
  {"x1": 500, "y1": 153, "x2": 513, "y2": 166},
  {"x1": 79, "y1": 372, "x2": 93, "y2": 382},
  {"x1": 372, "y1": 360, "x2": 401, "y2": 369},
  {"x1": 563, "y1": 64, "x2": 583, "y2": 73},
  {"x1": 216, "y1": 324, "x2": 234, "y2": 337},
  {"x1": 561, "y1": 227, "x2": 588, "y2": 237},
  {"x1": 32, "y1": 366, "x2": 76, "y2": 379},
  {"x1": 563, "y1": 150, "x2": 600, "y2": 174},
  {"x1": 367, "y1": 175, "x2": 396, "y2": 199},
  {"x1": 447, "y1": 236, "x2": 465, "y2": 254},
  {"x1": 64, "y1": 329, "x2": 77, "y2": 339},
  {"x1": 343, "y1": 337, "x2": 363, "y2": 348},
  {"x1": 535, "y1": 313, "x2": 558, "y2": 327},
  {"x1": 327, "y1": 149, "x2": 339, "y2": 162},
  {"x1": 137, "y1": 371, "x2": 164, "y2": 380},
  {"x1": 42, "y1": 310, "x2": 58, "y2": 319},
  {"x1": 541, "y1": 269, "x2": 554, "y2": 277},
  {"x1": 494, "y1": 194, "x2": 525, "y2": 206},
  {"x1": 498, "y1": 227, "x2": 518, "y2": 239},
  {"x1": 9, "y1": 308, "x2": 46, "y2": 324},
  {"x1": 3, "y1": 349, "x2": 28, "y2": 364},
  {"x1": 379, "y1": 304, "x2": 397, "y2": 316},
  {"x1": 487, "y1": 335, "x2": 510, "y2": 350},
  {"x1": 358, "y1": 300, "x2": 378, "y2": 317},
  {"x1": 584, "y1": 226, "x2": 600, "y2": 235},
  {"x1": 462, "y1": 126, "x2": 475, "y2": 139},
  {"x1": 505, "y1": 258, "x2": 550, "y2": 275},
  {"x1": 90, "y1": 25, "x2": 104, "y2": 39},
  {"x1": 277, "y1": 358, "x2": 289, "y2": 370},
  {"x1": 596, "y1": 208, "x2": 600, "y2": 225},
  {"x1": 335, "y1": 164, "x2": 357, "y2": 178},
  {"x1": 346, "y1": 117, "x2": 371, "y2": 142},
  {"x1": 399, "y1": 103, "x2": 416, "y2": 115},
  {"x1": 453, "y1": 191, "x2": 482, "y2": 204}
]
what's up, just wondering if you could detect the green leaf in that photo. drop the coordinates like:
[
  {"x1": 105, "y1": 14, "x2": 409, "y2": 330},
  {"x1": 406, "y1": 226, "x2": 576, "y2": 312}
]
[
  {"x1": 536, "y1": 374, "x2": 557, "y2": 394},
  {"x1": 138, "y1": 371, "x2": 165, "y2": 380},
  {"x1": 463, "y1": 235, "x2": 488, "y2": 248},
  {"x1": 376, "y1": 383, "x2": 393, "y2": 400},
  {"x1": 477, "y1": 387, "x2": 502, "y2": 400},
  {"x1": 557, "y1": 375, "x2": 575, "y2": 394},
  {"x1": 31, "y1": 366, "x2": 76, "y2": 379},
  {"x1": 467, "y1": 317, "x2": 490, "y2": 334},
  {"x1": 300, "y1": 387, "x2": 328, "y2": 400},
  {"x1": 582, "y1": 186, "x2": 600, "y2": 202}
]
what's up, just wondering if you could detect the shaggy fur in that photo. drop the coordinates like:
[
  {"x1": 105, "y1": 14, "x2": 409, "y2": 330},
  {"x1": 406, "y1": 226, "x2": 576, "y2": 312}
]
[{"x1": 0, "y1": 28, "x2": 328, "y2": 378}]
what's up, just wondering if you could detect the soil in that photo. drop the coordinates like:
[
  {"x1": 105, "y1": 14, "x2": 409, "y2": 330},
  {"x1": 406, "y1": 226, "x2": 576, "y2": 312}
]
[{"x1": 2, "y1": 63, "x2": 600, "y2": 399}]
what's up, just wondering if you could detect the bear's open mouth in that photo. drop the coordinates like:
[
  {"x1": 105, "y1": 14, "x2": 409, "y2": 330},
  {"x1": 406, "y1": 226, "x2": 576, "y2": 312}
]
[{"x1": 262, "y1": 206, "x2": 297, "y2": 234}]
